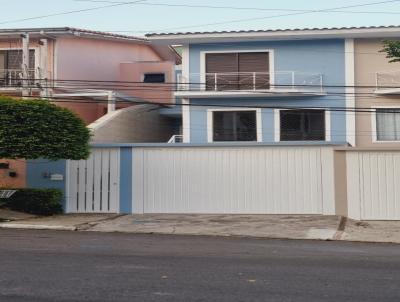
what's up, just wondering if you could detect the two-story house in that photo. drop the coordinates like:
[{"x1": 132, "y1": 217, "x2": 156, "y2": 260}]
[
  {"x1": 148, "y1": 29, "x2": 354, "y2": 146},
  {"x1": 0, "y1": 27, "x2": 180, "y2": 188},
  {"x1": 0, "y1": 27, "x2": 179, "y2": 124}
]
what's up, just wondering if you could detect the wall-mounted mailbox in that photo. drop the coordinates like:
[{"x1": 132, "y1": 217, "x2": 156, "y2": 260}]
[{"x1": 50, "y1": 174, "x2": 64, "y2": 181}]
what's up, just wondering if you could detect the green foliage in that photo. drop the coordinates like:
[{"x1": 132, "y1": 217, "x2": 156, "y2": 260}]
[
  {"x1": 381, "y1": 40, "x2": 400, "y2": 63},
  {"x1": 0, "y1": 96, "x2": 90, "y2": 160},
  {"x1": 3, "y1": 188, "x2": 63, "y2": 216}
]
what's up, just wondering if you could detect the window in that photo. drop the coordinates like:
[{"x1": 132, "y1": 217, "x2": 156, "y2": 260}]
[
  {"x1": 205, "y1": 52, "x2": 270, "y2": 90},
  {"x1": 280, "y1": 109, "x2": 325, "y2": 141},
  {"x1": 376, "y1": 108, "x2": 400, "y2": 141},
  {"x1": 212, "y1": 110, "x2": 257, "y2": 142},
  {"x1": 143, "y1": 73, "x2": 165, "y2": 83},
  {"x1": 0, "y1": 49, "x2": 35, "y2": 69}
]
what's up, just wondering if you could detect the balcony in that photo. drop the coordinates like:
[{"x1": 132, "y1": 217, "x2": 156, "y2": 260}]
[
  {"x1": 0, "y1": 68, "x2": 41, "y2": 90},
  {"x1": 375, "y1": 71, "x2": 400, "y2": 94},
  {"x1": 176, "y1": 71, "x2": 325, "y2": 98}
]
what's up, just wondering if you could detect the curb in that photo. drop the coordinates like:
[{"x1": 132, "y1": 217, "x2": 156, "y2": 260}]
[{"x1": 0, "y1": 223, "x2": 77, "y2": 231}]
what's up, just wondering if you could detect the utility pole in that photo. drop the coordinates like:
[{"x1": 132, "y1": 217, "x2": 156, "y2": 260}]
[
  {"x1": 21, "y1": 33, "x2": 30, "y2": 98},
  {"x1": 107, "y1": 91, "x2": 116, "y2": 113}
]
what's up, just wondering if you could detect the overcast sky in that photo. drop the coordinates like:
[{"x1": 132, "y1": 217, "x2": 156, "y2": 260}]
[{"x1": 1, "y1": 0, "x2": 400, "y2": 36}]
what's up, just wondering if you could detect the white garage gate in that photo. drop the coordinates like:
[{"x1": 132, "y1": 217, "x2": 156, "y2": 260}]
[
  {"x1": 347, "y1": 151, "x2": 400, "y2": 220},
  {"x1": 133, "y1": 146, "x2": 336, "y2": 215}
]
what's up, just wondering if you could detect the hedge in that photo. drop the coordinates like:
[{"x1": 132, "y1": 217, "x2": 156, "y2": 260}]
[
  {"x1": 0, "y1": 96, "x2": 90, "y2": 160},
  {"x1": 2, "y1": 188, "x2": 63, "y2": 216}
]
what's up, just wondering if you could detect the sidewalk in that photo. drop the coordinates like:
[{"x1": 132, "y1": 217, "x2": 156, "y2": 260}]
[{"x1": 1, "y1": 211, "x2": 400, "y2": 244}]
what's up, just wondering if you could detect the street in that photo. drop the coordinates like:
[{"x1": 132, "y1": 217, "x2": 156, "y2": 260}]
[{"x1": 0, "y1": 230, "x2": 400, "y2": 302}]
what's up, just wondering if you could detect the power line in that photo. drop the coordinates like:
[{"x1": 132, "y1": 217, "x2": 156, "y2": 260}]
[
  {"x1": 136, "y1": 0, "x2": 400, "y2": 33},
  {"x1": 0, "y1": 0, "x2": 146, "y2": 26},
  {"x1": 75, "y1": 0, "x2": 400, "y2": 15}
]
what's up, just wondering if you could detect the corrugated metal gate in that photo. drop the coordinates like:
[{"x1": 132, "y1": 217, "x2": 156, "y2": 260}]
[
  {"x1": 66, "y1": 148, "x2": 120, "y2": 213},
  {"x1": 133, "y1": 146, "x2": 335, "y2": 215},
  {"x1": 347, "y1": 151, "x2": 400, "y2": 220}
]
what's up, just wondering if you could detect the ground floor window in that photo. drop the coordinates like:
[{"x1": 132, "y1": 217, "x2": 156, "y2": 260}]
[
  {"x1": 376, "y1": 108, "x2": 400, "y2": 141},
  {"x1": 280, "y1": 109, "x2": 325, "y2": 141},
  {"x1": 212, "y1": 110, "x2": 257, "y2": 141}
]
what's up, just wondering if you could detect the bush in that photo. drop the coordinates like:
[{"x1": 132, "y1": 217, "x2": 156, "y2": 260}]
[{"x1": 3, "y1": 188, "x2": 63, "y2": 216}]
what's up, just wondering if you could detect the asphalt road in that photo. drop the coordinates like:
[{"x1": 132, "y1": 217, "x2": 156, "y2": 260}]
[{"x1": 1, "y1": 230, "x2": 400, "y2": 302}]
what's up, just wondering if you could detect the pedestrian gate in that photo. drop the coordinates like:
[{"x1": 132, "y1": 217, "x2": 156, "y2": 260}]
[{"x1": 66, "y1": 148, "x2": 120, "y2": 213}]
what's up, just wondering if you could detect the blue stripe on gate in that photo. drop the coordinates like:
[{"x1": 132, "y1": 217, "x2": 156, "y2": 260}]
[{"x1": 119, "y1": 147, "x2": 133, "y2": 214}]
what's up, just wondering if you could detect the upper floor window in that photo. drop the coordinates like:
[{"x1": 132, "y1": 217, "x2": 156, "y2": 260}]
[
  {"x1": 280, "y1": 109, "x2": 325, "y2": 141},
  {"x1": 375, "y1": 108, "x2": 400, "y2": 141},
  {"x1": 205, "y1": 52, "x2": 270, "y2": 91},
  {"x1": 212, "y1": 110, "x2": 258, "y2": 142},
  {"x1": 143, "y1": 73, "x2": 165, "y2": 83},
  {"x1": 0, "y1": 49, "x2": 35, "y2": 70}
]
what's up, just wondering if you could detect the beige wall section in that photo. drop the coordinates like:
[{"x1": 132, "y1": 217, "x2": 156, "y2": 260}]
[
  {"x1": 89, "y1": 104, "x2": 175, "y2": 143},
  {"x1": 119, "y1": 61, "x2": 174, "y2": 104},
  {"x1": 354, "y1": 38, "x2": 400, "y2": 148}
]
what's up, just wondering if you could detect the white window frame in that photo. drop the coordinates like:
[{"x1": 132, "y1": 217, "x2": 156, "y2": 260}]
[
  {"x1": 274, "y1": 108, "x2": 331, "y2": 142},
  {"x1": 0, "y1": 47, "x2": 39, "y2": 70},
  {"x1": 200, "y1": 49, "x2": 275, "y2": 91},
  {"x1": 207, "y1": 108, "x2": 262, "y2": 143},
  {"x1": 371, "y1": 105, "x2": 400, "y2": 143}
]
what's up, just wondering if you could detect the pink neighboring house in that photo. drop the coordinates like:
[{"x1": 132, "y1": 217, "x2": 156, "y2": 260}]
[
  {"x1": 0, "y1": 27, "x2": 179, "y2": 123},
  {"x1": 0, "y1": 27, "x2": 179, "y2": 188}
]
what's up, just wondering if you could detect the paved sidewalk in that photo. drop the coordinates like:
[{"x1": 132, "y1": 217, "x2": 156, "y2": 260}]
[
  {"x1": 0, "y1": 213, "x2": 121, "y2": 231},
  {"x1": 1, "y1": 212, "x2": 400, "y2": 244},
  {"x1": 89, "y1": 214, "x2": 341, "y2": 240}
]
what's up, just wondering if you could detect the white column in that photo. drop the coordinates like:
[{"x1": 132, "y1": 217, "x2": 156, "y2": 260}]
[
  {"x1": 39, "y1": 39, "x2": 49, "y2": 97},
  {"x1": 182, "y1": 98, "x2": 190, "y2": 143},
  {"x1": 345, "y1": 38, "x2": 356, "y2": 146},
  {"x1": 21, "y1": 33, "x2": 30, "y2": 97},
  {"x1": 107, "y1": 91, "x2": 116, "y2": 113}
]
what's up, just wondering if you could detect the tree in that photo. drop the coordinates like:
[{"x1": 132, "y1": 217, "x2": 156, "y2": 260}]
[
  {"x1": 0, "y1": 96, "x2": 90, "y2": 160},
  {"x1": 381, "y1": 40, "x2": 400, "y2": 63}
]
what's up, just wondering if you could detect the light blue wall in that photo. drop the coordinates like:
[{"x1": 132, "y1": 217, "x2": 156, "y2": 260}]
[
  {"x1": 26, "y1": 159, "x2": 67, "y2": 209},
  {"x1": 119, "y1": 147, "x2": 132, "y2": 214},
  {"x1": 186, "y1": 39, "x2": 347, "y2": 144}
]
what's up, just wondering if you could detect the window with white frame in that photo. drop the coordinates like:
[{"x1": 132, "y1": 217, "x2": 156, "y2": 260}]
[
  {"x1": 280, "y1": 109, "x2": 325, "y2": 141},
  {"x1": 375, "y1": 108, "x2": 400, "y2": 141},
  {"x1": 212, "y1": 110, "x2": 257, "y2": 142}
]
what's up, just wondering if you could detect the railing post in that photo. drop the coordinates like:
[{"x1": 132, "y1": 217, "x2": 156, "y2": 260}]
[
  {"x1": 214, "y1": 73, "x2": 217, "y2": 91},
  {"x1": 253, "y1": 72, "x2": 256, "y2": 90}
]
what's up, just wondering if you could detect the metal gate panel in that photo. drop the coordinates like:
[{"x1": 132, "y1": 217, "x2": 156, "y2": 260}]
[
  {"x1": 134, "y1": 147, "x2": 334, "y2": 215},
  {"x1": 347, "y1": 151, "x2": 400, "y2": 220},
  {"x1": 66, "y1": 148, "x2": 120, "y2": 213}
]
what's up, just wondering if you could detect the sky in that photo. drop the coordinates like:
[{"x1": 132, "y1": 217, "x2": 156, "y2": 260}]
[{"x1": 1, "y1": 0, "x2": 400, "y2": 37}]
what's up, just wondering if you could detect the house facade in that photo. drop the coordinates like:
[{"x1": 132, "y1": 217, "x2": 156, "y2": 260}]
[
  {"x1": 149, "y1": 30, "x2": 356, "y2": 146},
  {"x1": 6, "y1": 26, "x2": 400, "y2": 220}
]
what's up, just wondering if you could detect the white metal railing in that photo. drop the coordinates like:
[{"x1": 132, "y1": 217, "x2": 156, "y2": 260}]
[
  {"x1": 375, "y1": 70, "x2": 400, "y2": 90},
  {"x1": 177, "y1": 71, "x2": 323, "y2": 92},
  {"x1": 168, "y1": 134, "x2": 183, "y2": 143},
  {"x1": 0, "y1": 68, "x2": 37, "y2": 88}
]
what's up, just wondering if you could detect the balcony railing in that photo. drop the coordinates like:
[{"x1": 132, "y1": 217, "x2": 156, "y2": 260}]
[
  {"x1": 0, "y1": 69, "x2": 38, "y2": 88},
  {"x1": 168, "y1": 134, "x2": 183, "y2": 143},
  {"x1": 376, "y1": 71, "x2": 400, "y2": 92},
  {"x1": 177, "y1": 71, "x2": 323, "y2": 92}
]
